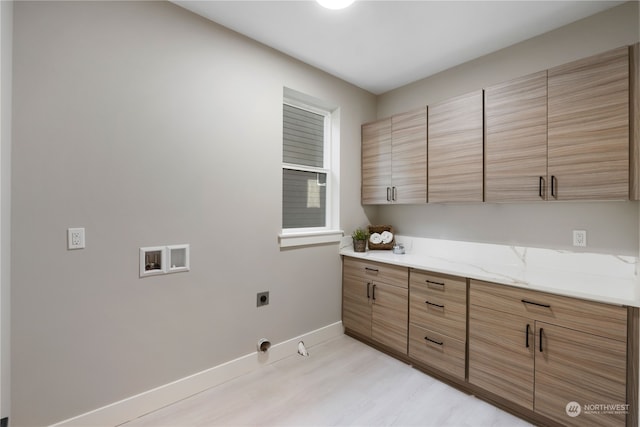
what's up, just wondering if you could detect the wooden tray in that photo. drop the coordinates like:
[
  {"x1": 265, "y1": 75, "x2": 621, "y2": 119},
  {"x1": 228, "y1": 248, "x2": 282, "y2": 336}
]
[{"x1": 367, "y1": 225, "x2": 394, "y2": 250}]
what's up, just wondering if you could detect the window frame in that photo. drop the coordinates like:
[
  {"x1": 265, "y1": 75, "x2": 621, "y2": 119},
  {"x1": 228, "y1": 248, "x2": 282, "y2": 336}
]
[{"x1": 279, "y1": 90, "x2": 342, "y2": 248}]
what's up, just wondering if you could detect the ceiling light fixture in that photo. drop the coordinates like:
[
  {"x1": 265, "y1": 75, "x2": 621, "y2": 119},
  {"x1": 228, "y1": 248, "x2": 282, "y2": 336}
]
[{"x1": 316, "y1": 0, "x2": 355, "y2": 10}]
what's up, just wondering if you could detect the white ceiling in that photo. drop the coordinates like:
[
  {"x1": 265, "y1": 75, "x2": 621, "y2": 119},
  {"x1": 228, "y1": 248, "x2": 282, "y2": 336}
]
[{"x1": 173, "y1": 0, "x2": 625, "y2": 94}]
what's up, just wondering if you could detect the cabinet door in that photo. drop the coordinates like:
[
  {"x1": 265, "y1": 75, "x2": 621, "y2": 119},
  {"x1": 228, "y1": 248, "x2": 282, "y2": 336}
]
[
  {"x1": 371, "y1": 282, "x2": 408, "y2": 354},
  {"x1": 342, "y1": 275, "x2": 372, "y2": 339},
  {"x1": 548, "y1": 46, "x2": 629, "y2": 200},
  {"x1": 485, "y1": 71, "x2": 548, "y2": 202},
  {"x1": 391, "y1": 108, "x2": 427, "y2": 203},
  {"x1": 632, "y1": 43, "x2": 640, "y2": 200},
  {"x1": 468, "y1": 305, "x2": 534, "y2": 410},
  {"x1": 428, "y1": 90, "x2": 483, "y2": 202},
  {"x1": 362, "y1": 118, "x2": 392, "y2": 204},
  {"x1": 535, "y1": 322, "x2": 627, "y2": 427}
]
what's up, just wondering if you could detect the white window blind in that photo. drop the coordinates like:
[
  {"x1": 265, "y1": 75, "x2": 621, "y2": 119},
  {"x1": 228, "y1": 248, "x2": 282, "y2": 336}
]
[{"x1": 283, "y1": 104, "x2": 324, "y2": 168}]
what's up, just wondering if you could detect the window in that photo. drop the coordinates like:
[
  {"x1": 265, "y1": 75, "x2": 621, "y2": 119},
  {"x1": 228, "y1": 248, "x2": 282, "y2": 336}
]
[{"x1": 280, "y1": 89, "x2": 342, "y2": 247}]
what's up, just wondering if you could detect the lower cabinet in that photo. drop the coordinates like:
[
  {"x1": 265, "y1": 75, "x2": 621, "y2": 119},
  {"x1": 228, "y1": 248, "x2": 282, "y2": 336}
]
[
  {"x1": 535, "y1": 322, "x2": 627, "y2": 427},
  {"x1": 468, "y1": 305, "x2": 535, "y2": 409},
  {"x1": 469, "y1": 279, "x2": 629, "y2": 427},
  {"x1": 342, "y1": 257, "x2": 636, "y2": 426},
  {"x1": 408, "y1": 269, "x2": 467, "y2": 380},
  {"x1": 342, "y1": 257, "x2": 408, "y2": 354}
]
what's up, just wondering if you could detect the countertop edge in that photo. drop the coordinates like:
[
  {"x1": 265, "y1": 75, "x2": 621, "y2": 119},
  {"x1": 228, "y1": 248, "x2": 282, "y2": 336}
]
[{"x1": 340, "y1": 247, "x2": 640, "y2": 308}]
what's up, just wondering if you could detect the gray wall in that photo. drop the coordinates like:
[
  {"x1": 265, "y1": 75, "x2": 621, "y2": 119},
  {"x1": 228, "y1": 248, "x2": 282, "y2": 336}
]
[
  {"x1": 1, "y1": 0, "x2": 12, "y2": 420},
  {"x1": 10, "y1": 2, "x2": 374, "y2": 425},
  {"x1": 372, "y1": 1, "x2": 640, "y2": 255}
]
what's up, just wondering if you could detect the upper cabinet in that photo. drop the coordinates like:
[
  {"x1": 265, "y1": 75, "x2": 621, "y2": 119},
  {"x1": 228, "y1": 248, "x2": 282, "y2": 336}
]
[
  {"x1": 361, "y1": 44, "x2": 637, "y2": 205},
  {"x1": 631, "y1": 42, "x2": 640, "y2": 200},
  {"x1": 485, "y1": 71, "x2": 548, "y2": 202},
  {"x1": 547, "y1": 46, "x2": 629, "y2": 200},
  {"x1": 362, "y1": 118, "x2": 392, "y2": 204},
  {"x1": 428, "y1": 90, "x2": 484, "y2": 203},
  {"x1": 391, "y1": 108, "x2": 428, "y2": 204},
  {"x1": 362, "y1": 108, "x2": 427, "y2": 205}
]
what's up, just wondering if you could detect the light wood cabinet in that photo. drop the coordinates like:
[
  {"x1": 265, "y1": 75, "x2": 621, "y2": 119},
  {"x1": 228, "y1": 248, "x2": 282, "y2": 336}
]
[
  {"x1": 362, "y1": 45, "x2": 636, "y2": 205},
  {"x1": 408, "y1": 270, "x2": 467, "y2": 379},
  {"x1": 469, "y1": 279, "x2": 629, "y2": 426},
  {"x1": 469, "y1": 304, "x2": 535, "y2": 409},
  {"x1": 631, "y1": 42, "x2": 640, "y2": 200},
  {"x1": 428, "y1": 90, "x2": 483, "y2": 203},
  {"x1": 361, "y1": 118, "x2": 392, "y2": 204},
  {"x1": 342, "y1": 257, "x2": 408, "y2": 354},
  {"x1": 535, "y1": 322, "x2": 627, "y2": 427},
  {"x1": 390, "y1": 108, "x2": 427, "y2": 204},
  {"x1": 484, "y1": 71, "x2": 548, "y2": 202},
  {"x1": 547, "y1": 46, "x2": 629, "y2": 200},
  {"x1": 361, "y1": 108, "x2": 426, "y2": 204}
]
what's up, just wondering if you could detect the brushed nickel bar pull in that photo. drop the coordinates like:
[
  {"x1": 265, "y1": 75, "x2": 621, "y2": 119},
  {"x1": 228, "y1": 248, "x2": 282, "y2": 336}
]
[
  {"x1": 392, "y1": 186, "x2": 397, "y2": 201},
  {"x1": 386, "y1": 187, "x2": 391, "y2": 202}
]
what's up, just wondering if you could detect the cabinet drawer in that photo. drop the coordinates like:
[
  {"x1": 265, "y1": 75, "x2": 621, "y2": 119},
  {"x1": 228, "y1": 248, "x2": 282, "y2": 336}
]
[
  {"x1": 470, "y1": 280, "x2": 627, "y2": 342},
  {"x1": 410, "y1": 269, "x2": 467, "y2": 303},
  {"x1": 409, "y1": 324, "x2": 465, "y2": 380},
  {"x1": 410, "y1": 273, "x2": 466, "y2": 341},
  {"x1": 343, "y1": 257, "x2": 408, "y2": 288}
]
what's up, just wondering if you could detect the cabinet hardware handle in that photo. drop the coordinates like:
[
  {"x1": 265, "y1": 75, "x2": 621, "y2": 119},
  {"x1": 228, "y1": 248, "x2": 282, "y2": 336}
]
[
  {"x1": 386, "y1": 187, "x2": 391, "y2": 202},
  {"x1": 551, "y1": 175, "x2": 557, "y2": 199},
  {"x1": 392, "y1": 186, "x2": 397, "y2": 201},
  {"x1": 424, "y1": 336, "x2": 443, "y2": 346},
  {"x1": 366, "y1": 282, "x2": 371, "y2": 299},
  {"x1": 526, "y1": 324, "x2": 530, "y2": 348},
  {"x1": 521, "y1": 299, "x2": 550, "y2": 308},
  {"x1": 365, "y1": 267, "x2": 379, "y2": 273},
  {"x1": 539, "y1": 177, "x2": 544, "y2": 198},
  {"x1": 372, "y1": 284, "x2": 376, "y2": 301},
  {"x1": 425, "y1": 300, "x2": 444, "y2": 309},
  {"x1": 425, "y1": 279, "x2": 445, "y2": 288},
  {"x1": 539, "y1": 328, "x2": 544, "y2": 352}
]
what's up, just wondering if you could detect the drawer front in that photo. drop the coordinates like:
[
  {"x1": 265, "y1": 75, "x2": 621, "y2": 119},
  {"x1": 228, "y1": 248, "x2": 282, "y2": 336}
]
[
  {"x1": 409, "y1": 324, "x2": 465, "y2": 380},
  {"x1": 409, "y1": 282, "x2": 466, "y2": 341},
  {"x1": 343, "y1": 257, "x2": 408, "y2": 288},
  {"x1": 410, "y1": 269, "x2": 467, "y2": 304},
  {"x1": 470, "y1": 279, "x2": 627, "y2": 342}
]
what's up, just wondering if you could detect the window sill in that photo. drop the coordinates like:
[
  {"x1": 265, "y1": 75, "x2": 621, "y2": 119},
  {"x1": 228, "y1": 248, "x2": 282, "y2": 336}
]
[{"x1": 279, "y1": 230, "x2": 344, "y2": 248}]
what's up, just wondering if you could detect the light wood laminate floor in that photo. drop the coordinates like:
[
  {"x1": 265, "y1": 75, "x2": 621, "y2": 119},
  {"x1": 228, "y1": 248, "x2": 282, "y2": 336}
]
[{"x1": 123, "y1": 335, "x2": 532, "y2": 426}]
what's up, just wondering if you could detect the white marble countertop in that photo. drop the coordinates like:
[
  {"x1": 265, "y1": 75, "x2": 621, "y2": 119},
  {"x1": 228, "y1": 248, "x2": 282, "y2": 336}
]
[{"x1": 339, "y1": 235, "x2": 640, "y2": 307}]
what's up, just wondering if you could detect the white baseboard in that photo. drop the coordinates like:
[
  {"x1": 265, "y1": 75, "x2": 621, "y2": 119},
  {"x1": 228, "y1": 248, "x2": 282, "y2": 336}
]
[{"x1": 51, "y1": 322, "x2": 344, "y2": 427}]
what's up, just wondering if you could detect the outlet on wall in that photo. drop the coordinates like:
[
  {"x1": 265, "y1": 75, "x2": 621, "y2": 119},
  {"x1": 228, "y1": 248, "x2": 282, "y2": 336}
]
[
  {"x1": 67, "y1": 228, "x2": 85, "y2": 250},
  {"x1": 572, "y1": 230, "x2": 587, "y2": 247},
  {"x1": 257, "y1": 291, "x2": 269, "y2": 307}
]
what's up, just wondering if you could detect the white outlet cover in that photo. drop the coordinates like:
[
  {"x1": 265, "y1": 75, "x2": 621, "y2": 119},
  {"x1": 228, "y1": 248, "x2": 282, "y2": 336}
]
[
  {"x1": 572, "y1": 230, "x2": 587, "y2": 247},
  {"x1": 67, "y1": 228, "x2": 85, "y2": 250}
]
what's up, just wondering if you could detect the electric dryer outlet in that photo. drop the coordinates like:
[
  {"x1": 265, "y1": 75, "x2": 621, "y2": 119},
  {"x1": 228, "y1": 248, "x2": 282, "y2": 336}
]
[{"x1": 257, "y1": 291, "x2": 269, "y2": 307}]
